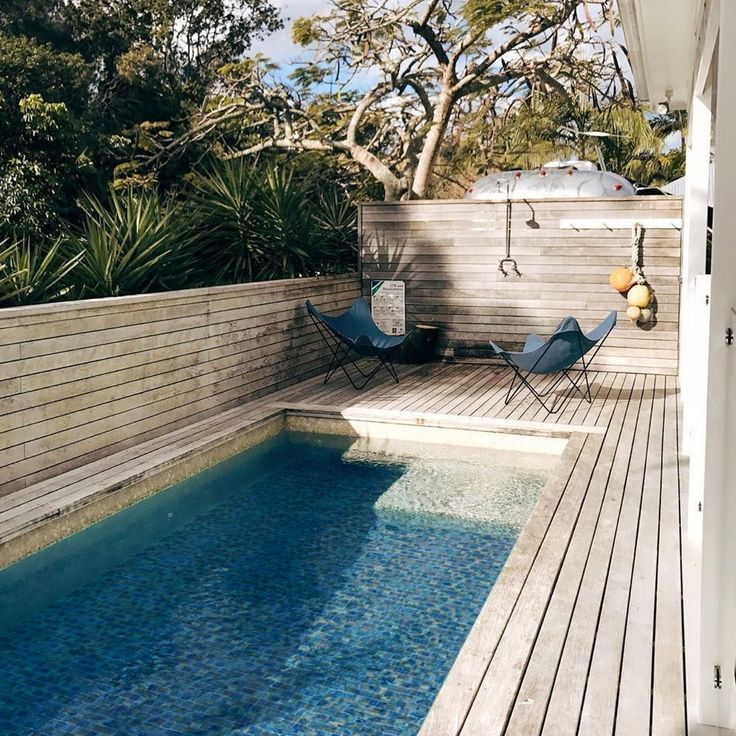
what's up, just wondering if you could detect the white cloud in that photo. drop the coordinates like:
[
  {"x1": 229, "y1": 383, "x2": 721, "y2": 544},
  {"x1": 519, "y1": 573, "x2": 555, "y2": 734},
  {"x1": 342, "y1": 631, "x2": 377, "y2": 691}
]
[{"x1": 250, "y1": 0, "x2": 327, "y2": 64}]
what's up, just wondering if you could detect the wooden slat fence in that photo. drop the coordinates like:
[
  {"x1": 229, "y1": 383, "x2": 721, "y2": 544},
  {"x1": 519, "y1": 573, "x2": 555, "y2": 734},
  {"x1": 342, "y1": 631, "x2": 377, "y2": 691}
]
[
  {"x1": 0, "y1": 274, "x2": 360, "y2": 496},
  {"x1": 360, "y1": 197, "x2": 682, "y2": 374}
]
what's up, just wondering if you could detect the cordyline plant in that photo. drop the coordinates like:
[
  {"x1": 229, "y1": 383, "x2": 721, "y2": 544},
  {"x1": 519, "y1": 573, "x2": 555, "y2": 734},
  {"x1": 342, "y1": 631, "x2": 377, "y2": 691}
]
[
  {"x1": 144, "y1": 0, "x2": 626, "y2": 200},
  {"x1": 190, "y1": 158, "x2": 358, "y2": 283},
  {"x1": 0, "y1": 237, "x2": 82, "y2": 307}
]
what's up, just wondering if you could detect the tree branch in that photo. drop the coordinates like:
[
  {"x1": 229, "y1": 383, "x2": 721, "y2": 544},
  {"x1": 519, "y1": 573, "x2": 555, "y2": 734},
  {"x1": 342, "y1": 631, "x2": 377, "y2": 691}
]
[{"x1": 410, "y1": 18, "x2": 449, "y2": 67}]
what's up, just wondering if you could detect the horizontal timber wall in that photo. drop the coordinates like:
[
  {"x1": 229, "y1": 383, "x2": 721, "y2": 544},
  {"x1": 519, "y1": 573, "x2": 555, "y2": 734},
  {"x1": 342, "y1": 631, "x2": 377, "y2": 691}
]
[
  {"x1": 360, "y1": 197, "x2": 682, "y2": 375},
  {"x1": 0, "y1": 274, "x2": 360, "y2": 496}
]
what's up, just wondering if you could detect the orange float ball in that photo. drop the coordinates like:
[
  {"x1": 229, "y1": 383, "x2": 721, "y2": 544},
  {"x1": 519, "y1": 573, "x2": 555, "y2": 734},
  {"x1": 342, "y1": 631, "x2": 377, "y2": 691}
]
[
  {"x1": 627, "y1": 284, "x2": 651, "y2": 308},
  {"x1": 610, "y1": 267, "x2": 634, "y2": 292},
  {"x1": 626, "y1": 305, "x2": 642, "y2": 321}
]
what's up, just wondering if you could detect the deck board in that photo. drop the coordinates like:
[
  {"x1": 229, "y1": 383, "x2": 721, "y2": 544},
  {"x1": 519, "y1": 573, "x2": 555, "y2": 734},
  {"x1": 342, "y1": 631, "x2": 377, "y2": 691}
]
[
  {"x1": 652, "y1": 375, "x2": 687, "y2": 734},
  {"x1": 503, "y1": 372, "x2": 636, "y2": 736},
  {"x1": 577, "y1": 373, "x2": 657, "y2": 734},
  {"x1": 616, "y1": 375, "x2": 666, "y2": 733},
  {"x1": 541, "y1": 373, "x2": 644, "y2": 734}
]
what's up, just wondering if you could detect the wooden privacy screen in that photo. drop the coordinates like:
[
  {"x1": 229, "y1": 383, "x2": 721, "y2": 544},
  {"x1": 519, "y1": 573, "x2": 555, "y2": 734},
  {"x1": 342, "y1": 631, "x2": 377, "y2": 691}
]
[
  {"x1": 360, "y1": 197, "x2": 682, "y2": 375},
  {"x1": 0, "y1": 274, "x2": 360, "y2": 496}
]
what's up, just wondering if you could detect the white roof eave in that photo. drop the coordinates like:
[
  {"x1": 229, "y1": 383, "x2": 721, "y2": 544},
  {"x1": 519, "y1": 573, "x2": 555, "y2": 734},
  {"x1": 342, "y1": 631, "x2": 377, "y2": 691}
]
[{"x1": 617, "y1": 0, "x2": 701, "y2": 110}]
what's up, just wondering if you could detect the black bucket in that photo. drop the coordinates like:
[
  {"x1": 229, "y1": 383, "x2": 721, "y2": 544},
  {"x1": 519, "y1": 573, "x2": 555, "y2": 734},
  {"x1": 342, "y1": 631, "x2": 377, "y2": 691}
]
[{"x1": 398, "y1": 324, "x2": 440, "y2": 364}]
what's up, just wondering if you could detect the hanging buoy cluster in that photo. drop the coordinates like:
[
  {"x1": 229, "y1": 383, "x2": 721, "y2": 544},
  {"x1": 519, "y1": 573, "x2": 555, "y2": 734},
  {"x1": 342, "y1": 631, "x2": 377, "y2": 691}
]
[
  {"x1": 609, "y1": 224, "x2": 655, "y2": 325},
  {"x1": 609, "y1": 267, "x2": 635, "y2": 292}
]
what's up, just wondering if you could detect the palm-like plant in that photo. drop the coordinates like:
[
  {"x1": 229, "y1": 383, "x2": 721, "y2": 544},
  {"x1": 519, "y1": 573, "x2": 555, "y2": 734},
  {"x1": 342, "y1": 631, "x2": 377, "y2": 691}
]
[
  {"x1": 0, "y1": 158, "x2": 360, "y2": 308},
  {"x1": 190, "y1": 159, "x2": 358, "y2": 283},
  {"x1": 0, "y1": 236, "x2": 82, "y2": 306},
  {"x1": 0, "y1": 241, "x2": 28, "y2": 306},
  {"x1": 189, "y1": 158, "x2": 263, "y2": 283},
  {"x1": 255, "y1": 164, "x2": 312, "y2": 280},
  {"x1": 68, "y1": 189, "x2": 197, "y2": 298},
  {"x1": 311, "y1": 187, "x2": 358, "y2": 272}
]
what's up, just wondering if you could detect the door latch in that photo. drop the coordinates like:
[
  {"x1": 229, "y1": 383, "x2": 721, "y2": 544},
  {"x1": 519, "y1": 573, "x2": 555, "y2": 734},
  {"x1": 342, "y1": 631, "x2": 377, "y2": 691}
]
[
  {"x1": 727, "y1": 328, "x2": 734, "y2": 346},
  {"x1": 715, "y1": 665, "x2": 723, "y2": 689}
]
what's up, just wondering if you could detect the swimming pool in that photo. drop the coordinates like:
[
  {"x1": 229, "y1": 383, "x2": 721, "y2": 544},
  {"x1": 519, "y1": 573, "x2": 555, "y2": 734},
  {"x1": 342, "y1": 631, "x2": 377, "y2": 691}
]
[{"x1": 0, "y1": 431, "x2": 555, "y2": 736}]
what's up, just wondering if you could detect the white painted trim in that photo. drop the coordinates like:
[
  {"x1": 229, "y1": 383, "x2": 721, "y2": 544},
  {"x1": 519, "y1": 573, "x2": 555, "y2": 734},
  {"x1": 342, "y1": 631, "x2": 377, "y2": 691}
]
[
  {"x1": 694, "y1": 0, "x2": 720, "y2": 98},
  {"x1": 617, "y1": 0, "x2": 651, "y2": 104},
  {"x1": 698, "y1": 1, "x2": 736, "y2": 727},
  {"x1": 681, "y1": 91, "x2": 713, "y2": 460}
]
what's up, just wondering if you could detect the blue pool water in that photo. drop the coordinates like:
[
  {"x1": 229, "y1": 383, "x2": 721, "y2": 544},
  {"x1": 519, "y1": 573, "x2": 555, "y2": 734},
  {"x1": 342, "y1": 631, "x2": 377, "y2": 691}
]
[{"x1": 0, "y1": 432, "x2": 551, "y2": 736}]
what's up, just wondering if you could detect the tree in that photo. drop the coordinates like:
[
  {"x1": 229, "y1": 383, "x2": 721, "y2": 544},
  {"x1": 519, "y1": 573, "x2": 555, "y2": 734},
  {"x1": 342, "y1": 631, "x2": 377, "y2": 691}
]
[
  {"x1": 0, "y1": 32, "x2": 90, "y2": 235},
  {"x1": 0, "y1": 0, "x2": 283, "y2": 229},
  {"x1": 437, "y1": 92, "x2": 686, "y2": 195},
  {"x1": 149, "y1": 0, "x2": 624, "y2": 200}
]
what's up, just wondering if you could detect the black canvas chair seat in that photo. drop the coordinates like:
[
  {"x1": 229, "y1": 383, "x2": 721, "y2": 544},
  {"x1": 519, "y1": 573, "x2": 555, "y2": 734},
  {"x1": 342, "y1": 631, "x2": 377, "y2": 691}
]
[
  {"x1": 490, "y1": 311, "x2": 617, "y2": 414},
  {"x1": 306, "y1": 298, "x2": 408, "y2": 389}
]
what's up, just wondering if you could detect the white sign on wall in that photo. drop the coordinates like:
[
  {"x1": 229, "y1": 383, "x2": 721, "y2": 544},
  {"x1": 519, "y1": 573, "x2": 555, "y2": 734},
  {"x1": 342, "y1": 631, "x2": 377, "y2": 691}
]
[{"x1": 371, "y1": 280, "x2": 405, "y2": 335}]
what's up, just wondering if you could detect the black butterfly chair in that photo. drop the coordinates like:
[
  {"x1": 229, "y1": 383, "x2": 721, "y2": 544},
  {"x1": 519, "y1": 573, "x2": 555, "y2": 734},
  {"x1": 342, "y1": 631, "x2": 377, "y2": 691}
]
[
  {"x1": 307, "y1": 298, "x2": 409, "y2": 389},
  {"x1": 490, "y1": 311, "x2": 617, "y2": 414}
]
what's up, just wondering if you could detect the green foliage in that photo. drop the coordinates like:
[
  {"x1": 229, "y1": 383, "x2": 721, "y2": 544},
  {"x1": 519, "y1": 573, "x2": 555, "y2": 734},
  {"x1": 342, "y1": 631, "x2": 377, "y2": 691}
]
[
  {"x1": 0, "y1": 1, "x2": 363, "y2": 307},
  {"x1": 624, "y1": 147, "x2": 686, "y2": 188},
  {"x1": 0, "y1": 32, "x2": 90, "y2": 235},
  {"x1": 0, "y1": 236, "x2": 82, "y2": 306},
  {"x1": 0, "y1": 90, "x2": 87, "y2": 235},
  {"x1": 0, "y1": 32, "x2": 90, "y2": 114},
  {"x1": 256, "y1": 165, "x2": 313, "y2": 279},
  {"x1": 443, "y1": 93, "x2": 687, "y2": 194},
  {"x1": 0, "y1": 155, "x2": 359, "y2": 308},
  {"x1": 311, "y1": 188, "x2": 358, "y2": 271},
  {"x1": 190, "y1": 157, "x2": 263, "y2": 282},
  {"x1": 66, "y1": 189, "x2": 198, "y2": 298},
  {"x1": 190, "y1": 158, "x2": 358, "y2": 283},
  {"x1": 292, "y1": 17, "x2": 320, "y2": 46},
  {"x1": 0, "y1": 241, "x2": 28, "y2": 305},
  {"x1": 0, "y1": 0, "x2": 283, "y2": 230},
  {"x1": 463, "y1": 0, "x2": 528, "y2": 31},
  {"x1": 0, "y1": 157, "x2": 64, "y2": 237}
]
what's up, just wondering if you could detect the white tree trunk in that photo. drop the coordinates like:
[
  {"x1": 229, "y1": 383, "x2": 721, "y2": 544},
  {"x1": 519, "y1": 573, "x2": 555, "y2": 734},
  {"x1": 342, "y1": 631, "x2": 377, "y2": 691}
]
[
  {"x1": 349, "y1": 144, "x2": 404, "y2": 201},
  {"x1": 411, "y1": 87, "x2": 454, "y2": 199}
]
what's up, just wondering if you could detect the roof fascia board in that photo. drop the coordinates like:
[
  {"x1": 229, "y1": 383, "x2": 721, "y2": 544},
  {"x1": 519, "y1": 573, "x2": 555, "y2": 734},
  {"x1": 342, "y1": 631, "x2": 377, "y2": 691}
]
[
  {"x1": 694, "y1": 0, "x2": 719, "y2": 97},
  {"x1": 617, "y1": 0, "x2": 651, "y2": 104}
]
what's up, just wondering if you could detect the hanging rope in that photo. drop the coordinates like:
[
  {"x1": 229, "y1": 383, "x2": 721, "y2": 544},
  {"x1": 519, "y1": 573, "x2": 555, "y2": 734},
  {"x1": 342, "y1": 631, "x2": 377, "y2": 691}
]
[
  {"x1": 610, "y1": 222, "x2": 654, "y2": 323},
  {"x1": 630, "y1": 222, "x2": 646, "y2": 285}
]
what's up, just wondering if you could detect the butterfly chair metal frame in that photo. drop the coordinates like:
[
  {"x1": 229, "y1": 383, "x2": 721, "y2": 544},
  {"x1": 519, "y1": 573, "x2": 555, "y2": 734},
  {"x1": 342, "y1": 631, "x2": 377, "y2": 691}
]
[
  {"x1": 492, "y1": 312, "x2": 617, "y2": 415},
  {"x1": 307, "y1": 299, "x2": 404, "y2": 390}
]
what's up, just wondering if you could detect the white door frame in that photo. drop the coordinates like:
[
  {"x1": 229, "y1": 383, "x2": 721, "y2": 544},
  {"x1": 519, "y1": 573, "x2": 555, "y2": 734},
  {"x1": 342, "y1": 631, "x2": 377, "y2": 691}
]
[{"x1": 698, "y1": 0, "x2": 736, "y2": 726}]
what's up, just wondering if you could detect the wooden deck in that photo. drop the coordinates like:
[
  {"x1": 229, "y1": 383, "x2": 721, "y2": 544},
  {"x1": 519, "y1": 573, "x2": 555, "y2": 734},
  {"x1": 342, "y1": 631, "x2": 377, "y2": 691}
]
[
  {"x1": 0, "y1": 360, "x2": 688, "y2": 735},
  {"x1": 273, "y1": 362, "x2": 688, "y2": 736}
]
